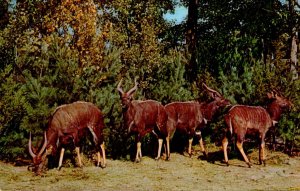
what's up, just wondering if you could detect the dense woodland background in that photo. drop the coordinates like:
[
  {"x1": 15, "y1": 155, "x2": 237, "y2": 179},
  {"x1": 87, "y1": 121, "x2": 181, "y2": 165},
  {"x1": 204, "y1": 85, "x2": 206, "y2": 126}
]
[{"x1": 0, "y1": 0, "x2": 299, "y2": 162}]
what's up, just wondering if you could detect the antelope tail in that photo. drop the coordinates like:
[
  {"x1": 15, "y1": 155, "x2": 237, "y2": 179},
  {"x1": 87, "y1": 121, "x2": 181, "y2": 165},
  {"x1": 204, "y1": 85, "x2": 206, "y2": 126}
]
[
  {"x1": 229, "y1": 117, "x2": 233, "y2": 135},
  {"x1": 88, "y1": 127, "x2": 99, "y2": 144},
  {"x1": 225, "y1": 115, "x2": 233, "y2": 135}
]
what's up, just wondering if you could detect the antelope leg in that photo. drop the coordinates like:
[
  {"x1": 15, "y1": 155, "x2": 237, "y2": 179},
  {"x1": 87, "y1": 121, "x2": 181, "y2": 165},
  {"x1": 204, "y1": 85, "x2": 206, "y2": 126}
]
[
  {"x1": 199, "y1": 137, "x2": 207, "y2": 159},
  {"x1": 58, "y1": 148, "x2": 65, "y2": 170},
  {"x1": 75, "y1": 147, "x2": 83, "y2": 167},
  {"x1": 163, "y1": 141, "x2": 167, "y2": 159},
  {"x1": 236, "y1": 141, "x2": 251, "y2": 168},
  {"x1": 259, "y1": 142, "x2": 266, "y2": 166},
  {"x1": 138, "y1": 142, "x2": 142, "y2": 159},
  {"x1": 135, "y1": 142, "x2": 142, "y2": 162},
  {"x1": 222, "y1": 137, "x2": 229, "y2": 166},
  {"x1": 188, "y1": 138, "x2": 193, "y2": 157},
  {"x1": 100, "y1": 143, "x2": 106, "y2": 168},
  {"x1": 97, "y1": 152, "x2": 101, "y2": 167},
  {"x1": 155, "y1": 139, "x2": 163, "y2": 160},
  {"x1": 166, "y1": 136, "x2": 170, "y2": 160}
]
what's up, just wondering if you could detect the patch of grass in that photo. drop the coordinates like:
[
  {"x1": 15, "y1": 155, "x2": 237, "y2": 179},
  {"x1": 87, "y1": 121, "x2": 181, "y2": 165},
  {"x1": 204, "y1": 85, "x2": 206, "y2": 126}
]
[{"x1": 248, "y1": 148, "x2": 290, "y2": 165}]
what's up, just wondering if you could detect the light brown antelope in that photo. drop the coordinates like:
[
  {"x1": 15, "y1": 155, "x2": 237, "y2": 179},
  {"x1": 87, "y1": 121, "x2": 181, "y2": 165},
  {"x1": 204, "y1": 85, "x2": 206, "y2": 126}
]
[{"x1": 222, "y1": 91, "x2": 292, "y2": 167}]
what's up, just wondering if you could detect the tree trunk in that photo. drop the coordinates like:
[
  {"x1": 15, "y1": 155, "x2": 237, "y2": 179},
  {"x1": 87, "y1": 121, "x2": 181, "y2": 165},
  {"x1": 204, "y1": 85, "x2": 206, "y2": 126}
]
[
  {"x1": 289, "y1": 0, "x2": 298, "y2": 80},
  {"x1": 0, "y1": 0, "x2": 9, "y2": 29},
  {"x1": 290, "y1": 33, "x2": 298, "y2": 80},
  {"x1": 186, "y1": 0, "x2": 199, "y2": 82}
]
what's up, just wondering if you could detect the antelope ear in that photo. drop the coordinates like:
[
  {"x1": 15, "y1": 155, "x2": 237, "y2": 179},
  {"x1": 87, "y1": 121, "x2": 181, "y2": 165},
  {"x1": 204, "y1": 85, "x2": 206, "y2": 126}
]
[
  {"x1": 207, "y1": 91, "x2": 218, "y2": 99},
  {"x1": 207, "y1": 92, "x2": 214, "y2": 98},
  {"x1": 129, "y1": 92, "x2": 135, "y2": 100},
  {"x1": 267, "y1": 92, "x2": 275, "y2": 99},
  {"x1": 118, "y1": 91, "x2": 123, "y2": 97}
]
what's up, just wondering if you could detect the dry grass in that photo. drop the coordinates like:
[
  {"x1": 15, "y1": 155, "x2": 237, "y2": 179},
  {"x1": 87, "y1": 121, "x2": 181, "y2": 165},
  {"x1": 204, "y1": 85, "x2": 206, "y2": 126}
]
[{"x1": 1, "y1": 145, "x2": 300, "y2": 191}]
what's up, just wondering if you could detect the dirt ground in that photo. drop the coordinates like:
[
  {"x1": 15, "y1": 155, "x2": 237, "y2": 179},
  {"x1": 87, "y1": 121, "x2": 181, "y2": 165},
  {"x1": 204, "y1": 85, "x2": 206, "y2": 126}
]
[{"x1": 1, "y1": 146, "x2": 300, "y2": 191}]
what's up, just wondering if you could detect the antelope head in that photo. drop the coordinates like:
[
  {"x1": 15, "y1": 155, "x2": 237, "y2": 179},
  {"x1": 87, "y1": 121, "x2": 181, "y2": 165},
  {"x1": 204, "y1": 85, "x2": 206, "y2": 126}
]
[
  {"x1": 202, "y1": 83, "x2": 231, "y2": 107},
  {"x1": 267, "y1": 91, "x2": 293, "y2": 109},
  {"x1": 117, "y1": 78, "x2": 138, "y2": 108},
  {"x1": 28, "y1": 132, "x2": 48, "y2": 175}
]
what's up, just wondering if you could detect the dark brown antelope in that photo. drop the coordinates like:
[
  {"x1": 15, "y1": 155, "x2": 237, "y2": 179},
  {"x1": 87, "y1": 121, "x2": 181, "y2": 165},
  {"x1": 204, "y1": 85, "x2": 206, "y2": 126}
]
[
  {"x1": 28, "y1": 101, "x2": 106, "y2": 175},
  {"x1": 222, "y1": 91, "x2": 292, "y2": 167},
  {"x1": 165, "y1": 83, "x2": 230, "y2": 158},
  {"x1": 117, "y1": 78, "x2": 170, "y2": 162}
]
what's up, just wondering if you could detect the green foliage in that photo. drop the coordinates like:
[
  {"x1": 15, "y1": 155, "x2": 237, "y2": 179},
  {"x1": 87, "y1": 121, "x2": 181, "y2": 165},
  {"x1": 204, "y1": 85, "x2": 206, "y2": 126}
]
[
  {"x1": 279, "y1": 112, "x2": 299, "y2": 142},
  {"x1": 0, "y1": 31, "x2": 124, "y2": 160},
  {"x1": 151, "y1": 49, "x2": 195, "y2": 104},
  {"x1": 0, "y1": 76, "x2": 27, "y2": 160},
  {"x1": 219, "y1": 65, "x2": 255, "y2": 105},
  {"x1": 0, "y1": 0, "x2": 299, "y2": 162},
  {"x1": 276, "y1": 76, "x2": 300, "y2": 152}
]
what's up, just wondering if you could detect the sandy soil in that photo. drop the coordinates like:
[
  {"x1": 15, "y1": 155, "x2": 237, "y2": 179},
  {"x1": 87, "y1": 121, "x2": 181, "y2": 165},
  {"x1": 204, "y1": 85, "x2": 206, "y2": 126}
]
[{"x1": 0, "y1": 147, "x2": 299, "y2": 191}]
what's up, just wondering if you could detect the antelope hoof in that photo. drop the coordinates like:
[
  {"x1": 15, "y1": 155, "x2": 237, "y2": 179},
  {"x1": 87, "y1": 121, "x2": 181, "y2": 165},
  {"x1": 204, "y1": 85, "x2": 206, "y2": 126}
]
[
  {"x1": 198, "y1": 153, "x2": 208, "y2": 160},
  {"x1": 58, "y1": 166, "x2": 62, "y2": 171},
  {"x1": 224, "y1": 161, "x2": 229, "y2": 166},
  {"x1": 247, "y1": 162, "x2": 252, "y2": 168},
  {"x1": 100, "y1": 163, "x2": 106, "y2": 168},
  {"x1": 135, "y1": 158, "x2": 141, "y2": 163},
  {"x1": 189, "y1": 153, "x2": 192, "y2": 158},
  {"x1": 27, "y1": 165, "x2": 34, "y2": 171},
  {"x1": 155, "y1": 157, "x2": 160, "y2": 161},
  {"x1": 259, "y1": 160, "x2": 266, "y2": 166},
  {"x1": 96, "y1": 162, "x2": 102, "y2": 167}
]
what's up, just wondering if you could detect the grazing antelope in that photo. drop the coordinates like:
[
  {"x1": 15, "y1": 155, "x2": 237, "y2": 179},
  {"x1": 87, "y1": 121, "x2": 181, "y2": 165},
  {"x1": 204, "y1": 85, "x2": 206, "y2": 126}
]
[
  {"x1": 222, "y1": 91, "x2": 292, "y2": 167},
  {"x1": 117, "y1": 78, "x2": 171, "y2": 162},
  {"x1": 28, "y1": 101, "x2": 106, "y2": 175}
]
